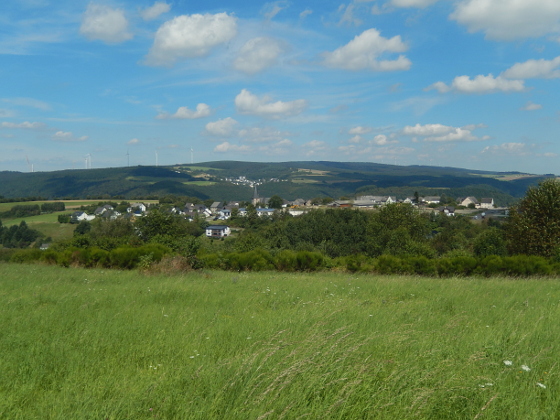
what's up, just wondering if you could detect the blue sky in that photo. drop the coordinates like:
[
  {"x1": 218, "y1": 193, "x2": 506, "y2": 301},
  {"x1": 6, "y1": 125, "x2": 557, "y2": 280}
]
[{"x1": 1, "y1": 0, "x2": 560, "y2": 174}]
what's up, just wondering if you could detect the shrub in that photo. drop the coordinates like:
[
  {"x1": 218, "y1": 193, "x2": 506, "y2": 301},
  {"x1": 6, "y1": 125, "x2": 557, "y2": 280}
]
[
  {"x1": 502, "y1": 255, "x2": 552, "y2": 277},
  {"x1": 9, "y1": 249, "x2": 42, "y2": 263},
  {"x1": 475, "y1": 255, "x2": 505, "y2": 276},
  {"x1": 275, "y1": 250, "x2": 298, "y2": 272},
  {"x1": 408, "y1": 256, "x2": 437, "y2": 276},
  {"x1": 295, "y1": 251, "x2": 324, "y2": 271}
]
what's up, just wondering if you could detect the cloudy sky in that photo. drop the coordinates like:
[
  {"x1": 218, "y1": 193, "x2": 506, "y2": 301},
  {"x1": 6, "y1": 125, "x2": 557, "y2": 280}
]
[{"x1": 2, "y1": 0, "x2": 560, "y2": 174}]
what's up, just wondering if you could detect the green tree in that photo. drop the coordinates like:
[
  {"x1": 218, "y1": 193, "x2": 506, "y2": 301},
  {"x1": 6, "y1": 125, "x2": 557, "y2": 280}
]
[
  {"x1": 268, "y1": 195, "x2": 283, "y2": 209},
  {"x1": 505, "y1": 178, "x2": 560, "y2": 257},
  {"x1": 366, "y1": 204, "x2": 430, "y2": 257}
]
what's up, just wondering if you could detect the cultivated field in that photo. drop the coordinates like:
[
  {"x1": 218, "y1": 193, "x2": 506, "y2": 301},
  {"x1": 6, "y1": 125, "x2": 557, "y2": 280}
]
[{"x1": 1, "y1": 264, "x2": 558, "y2": 419}]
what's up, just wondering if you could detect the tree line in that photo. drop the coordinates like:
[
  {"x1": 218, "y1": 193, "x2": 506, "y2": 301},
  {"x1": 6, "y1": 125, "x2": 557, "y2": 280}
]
[{"x1": 2, "y1": 179, "x2": 560, "y2": 276}]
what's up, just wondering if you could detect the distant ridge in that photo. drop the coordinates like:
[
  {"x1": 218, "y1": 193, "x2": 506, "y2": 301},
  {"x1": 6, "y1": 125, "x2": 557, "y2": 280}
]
[{"x1": 0, "y1": 161, "x2": 552, "y2": 204}]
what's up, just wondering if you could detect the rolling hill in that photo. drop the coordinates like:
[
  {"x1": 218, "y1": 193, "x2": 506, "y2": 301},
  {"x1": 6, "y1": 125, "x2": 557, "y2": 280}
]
[{"x1": 0, "y1": 161, "x2": 552, "y2": 205}]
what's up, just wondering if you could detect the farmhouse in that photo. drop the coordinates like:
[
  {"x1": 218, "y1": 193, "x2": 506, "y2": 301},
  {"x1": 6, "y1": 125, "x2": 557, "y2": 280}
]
[
  {"x1": 479, "y1": 198, "x2": 494, "y2": 209},
  {"x1": 206, "y1": 225, "x2": 231, "y2": 238}
]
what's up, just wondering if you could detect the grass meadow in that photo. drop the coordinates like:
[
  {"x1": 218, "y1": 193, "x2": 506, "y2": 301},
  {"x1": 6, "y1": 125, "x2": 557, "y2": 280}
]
[{"x1": 1, "y1": 264, "x2": 559, "y2": 419}]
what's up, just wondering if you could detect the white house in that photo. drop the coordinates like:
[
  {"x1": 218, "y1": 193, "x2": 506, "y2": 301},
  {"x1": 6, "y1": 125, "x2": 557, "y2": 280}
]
[
  {"x1": 206, "y1": 225, "x2": 231, "y2": 238},
  {"x1": 479, "y1": 198, "x2": 494, "y2": 209}
]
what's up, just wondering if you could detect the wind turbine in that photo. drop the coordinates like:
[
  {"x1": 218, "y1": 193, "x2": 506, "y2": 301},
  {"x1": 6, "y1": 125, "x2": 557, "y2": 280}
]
[
  {"x1": 25, "y1": 155, "x2": 34, "y2": 173},
  {"x1": 155, "y1": 150, "x2": 159, "y2": 167},
  {"x1": 85, "y1": 153, "x2": 91, "y2": 169},
  {"x1": 126, "y1": 149, "x2": 130, "y2": 167},
  {"x1": 190, "y1": 148, "x2": 194, "y2": 164}
]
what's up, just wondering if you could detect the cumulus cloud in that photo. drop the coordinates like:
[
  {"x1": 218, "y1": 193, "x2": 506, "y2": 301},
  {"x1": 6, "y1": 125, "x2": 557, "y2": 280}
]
[
  {"x1": 502, "y1": 56, "x2": 560, "y2": 79},
  {"x1": 52, "y1": 131, "x2": 88, "y2": 142},
  {"x1": 481, "y1": 142, "x2": 528, "y2": 155},
  {"x1": 1, "y1": 121, "x2": 46, "y2": 129},
  {"x1": 233, "y1": 37, "x2": 284, "y2": 74},
  {"x1": 370, "y1": 134, "x2": 398, "y2": 145},
  {"x1": 213, "y1": 142, "x2": 251, "y2": 153},
  {"x1": 127, "y1": 138, "x2": 140, "y2": 145},
  {"x1": 521, "y1": 101, "x2": 542, "y2": 111},
  {"x1": 427, "y1": 74, "x2": 525, "y2": 94},
  {"x1": 205, "y1": 117, "x2": 239, "y2": 137},
  {"x1": 300, "y1": 9, "x2": 313, "y2": 19},
  {"x1": 145, "y1": 13, "x2": 237, "y2": 66},
  {"x1": 80, "y1": 3, "x2": 132, "y2": 44},
  {"x1": 403, "y1": 123, "x2": 490, "y2": 142},
  {"x1": 235, "y1": 89, "x2": 307, "y2": 118},
  {"x1": 322, "y1": 28, "x2": 411, "y2": 71},
  {"x1": 451, "y1": 0, "x2": 560, "y2": 40},
  {"x1": 349, "y1": 126, "x2": 372, "y2": 135},
  {"x1": 302, "y1": 140, "x2": 329, "y2": 156},
  {"x1": 141, "y1": 2, "x2": 170, "y2": 21},
  {"x1": 391, "y1": 0, "x2": 440, "y2": 8},
  {"x1": 156, "y1": 104, "x2": 211, "y2": 120}
]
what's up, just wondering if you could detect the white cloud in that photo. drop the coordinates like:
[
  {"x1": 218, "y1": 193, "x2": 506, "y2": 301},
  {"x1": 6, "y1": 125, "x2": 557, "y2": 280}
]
[
  {"x1": 451, "y1": 0, "x2": 560, "y2": 41},
  {"x1": 205, "y1": 117, "x2": 239, "y2": 137},
  {"x1": 391, "y1": 0, "x2": 440, "y2": 8},
  {"x1": 127, "y1": 138, "x2": 140, "y2": 145},
  {"x1": 141, "y1": 2, "x2": 170, "y2": 21},
  {"x1": 1, "y1": 121, "x2": 46, "y2": 129},
  {"x1": 52, "y1": 131, "x2": 88, "y2": 142},
  {"x1": 156, "y1": 103, "x2": 211, "y2": 120},
  {"x1": 481, "y1": 142, "x2": 528, "y2": 155},
  {"x1": 145, "y1": 13, "x2": 237, "y2": 66},
  {"x1": 369, "y1": 134, "x2": 398, "y2": 145},
  {"x1": 390, "y1": 96, "x2": 447, "y2": 115},
  {"x1": 304, "y1": 140, "x2": 328, "y2": 149},
  {"x1": 233, "y1": 37, "x2": 284, "y2": 74},
  {"x1": 521, "y1": 101, "x2": 542, "y2": 111},
  {"x1": 300, "y1": 9, "x2": 313, "y2": 19},
  {"x1": 262, "y1": 1, "x2": 289, "y2": 20},
  {"x1": 235, "y1": 89, "x2": 307, "y2": 118},
  {"x1": 80, "y1": 3, "x2": 132, "y2": 44},
  {"x1": 349, "y1": 126, "x2": 372, "y2": 135},
  {"x1": 339, "y1": 4, "x2": 362, "y2": 26},
  {"x1": 239, "y1": 126, "x2": 291, "y2": 143},
  {"x1": 213, "y1": 142, "x2": 251, "y2": 153},
  {"x1": 403, "y1": 123, "x2": 490, "y2": 142},
  {"x1": 322, "y1": 28, "x2": 411, "y2": 71},
  {"x1": 2, "y1": 97, "x2": 51, "y2": 111},
  {"x1": 427, "y1": 74, "x2": 525, "y2": 94},
  {"x1": 502, "y1": 56, "x2": 560, "y2": 79},
  {"x1": 258, "y1": 139, "x2": 293, "y2": 155}
]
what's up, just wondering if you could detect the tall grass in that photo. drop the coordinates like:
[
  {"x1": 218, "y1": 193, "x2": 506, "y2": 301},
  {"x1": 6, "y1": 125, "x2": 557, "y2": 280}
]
[{"x1": 1, "y1": 264, "x2": 559, "y2": 419}]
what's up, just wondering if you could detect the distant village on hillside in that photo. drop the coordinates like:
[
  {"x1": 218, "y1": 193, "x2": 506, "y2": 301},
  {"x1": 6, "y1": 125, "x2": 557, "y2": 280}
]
[{"x1": 71, "y1": 180, "x2": 500, "y2": 238}]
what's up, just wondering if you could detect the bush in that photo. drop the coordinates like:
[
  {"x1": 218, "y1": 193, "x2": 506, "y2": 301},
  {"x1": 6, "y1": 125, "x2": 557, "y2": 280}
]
[
  {"x1": 502, "y1": 255, "x2": 552, "y2": 277},
  {"x1": 295, "y1": 251, "x2": 324, "y2": 271},
  {"x1": 9, "y1": 249, "x2": 42, "y2": 263}
]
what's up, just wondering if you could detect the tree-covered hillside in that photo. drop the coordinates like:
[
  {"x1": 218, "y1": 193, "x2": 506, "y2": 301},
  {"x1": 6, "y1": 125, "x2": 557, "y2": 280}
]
[{"x1": 0, "y1": 161, "x2": 552, "y2": 203}]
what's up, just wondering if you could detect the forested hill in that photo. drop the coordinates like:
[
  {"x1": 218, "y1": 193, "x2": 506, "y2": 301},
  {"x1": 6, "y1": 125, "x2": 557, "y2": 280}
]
[{"x1": 0, "y1": 161, "x2": 552, "y2": 203}]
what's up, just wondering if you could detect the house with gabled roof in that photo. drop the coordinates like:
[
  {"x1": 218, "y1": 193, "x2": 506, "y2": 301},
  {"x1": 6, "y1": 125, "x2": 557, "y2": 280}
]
[
  {"x1": 479, "y1": 198, "x2": 494, "y2": 209},
  {"x1": 206, "y1": 225, "x2": 231, "y2": 238}
]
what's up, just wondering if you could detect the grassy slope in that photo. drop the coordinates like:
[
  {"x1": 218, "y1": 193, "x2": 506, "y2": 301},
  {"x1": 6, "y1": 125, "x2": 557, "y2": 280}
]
[{"x1": 0, "y1": 264, "x2": 558, "y2": 419}]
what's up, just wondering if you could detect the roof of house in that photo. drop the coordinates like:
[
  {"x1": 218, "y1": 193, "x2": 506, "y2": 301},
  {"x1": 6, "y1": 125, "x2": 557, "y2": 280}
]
[{"x1": 207, "y1": 225, "x2": 229, "y2": 230}]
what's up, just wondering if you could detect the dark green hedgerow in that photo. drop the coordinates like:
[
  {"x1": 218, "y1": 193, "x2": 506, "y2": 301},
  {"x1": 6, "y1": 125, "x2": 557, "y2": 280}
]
[{"x1": 5, "y1": 247, "x2": 560, "y2": 277}]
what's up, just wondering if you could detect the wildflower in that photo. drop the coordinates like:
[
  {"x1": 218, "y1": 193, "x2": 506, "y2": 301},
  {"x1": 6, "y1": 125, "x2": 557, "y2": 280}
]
[
  {"x1": 521, "y1": 365, "x2": 531, "y2": 372},
  {"x1": 503, "y1": 360, "x2": 513, "y2": 366},
  {"x1": 537, "y1": 382, "x2": 547, "y2": 389}
]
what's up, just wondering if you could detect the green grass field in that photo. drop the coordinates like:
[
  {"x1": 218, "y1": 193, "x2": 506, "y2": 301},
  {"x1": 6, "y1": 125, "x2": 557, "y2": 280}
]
[{"x1": 1, "y1": 264, "x2": 558, "y2": 419}]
